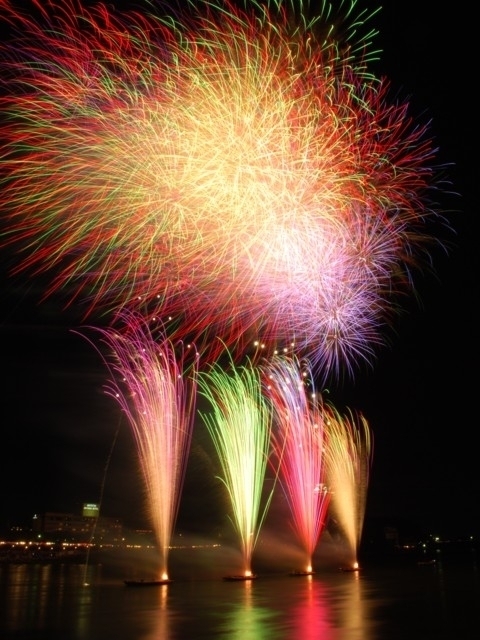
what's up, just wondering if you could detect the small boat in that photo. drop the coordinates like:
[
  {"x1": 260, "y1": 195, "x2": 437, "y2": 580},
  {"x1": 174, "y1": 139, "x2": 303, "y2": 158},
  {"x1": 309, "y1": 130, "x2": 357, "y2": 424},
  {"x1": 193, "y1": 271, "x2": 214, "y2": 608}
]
[
  {"x1": 417, "y1": 558, "x2": 436, "y2": 566},
  {"x1": 124, "y1": 579, "x2": 173, "y2": 587},
  {"x1": 289, "y1": 570, "x2": 315, "y2": 576},
  {"x1": 339, "y1": 565, "x2": 360, "y2": 572},
  {"x1": 223, "y1": 574, "x2": 257, "y2": 582}
]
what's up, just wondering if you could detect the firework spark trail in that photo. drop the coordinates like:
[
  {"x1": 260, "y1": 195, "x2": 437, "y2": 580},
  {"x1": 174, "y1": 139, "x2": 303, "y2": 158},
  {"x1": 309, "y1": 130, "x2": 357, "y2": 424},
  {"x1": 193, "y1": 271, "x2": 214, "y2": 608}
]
[
  {"x1": 1, "y1": 0, "x2": 441, "y2": 377},
  {"x1": 198, "y1": 356, "x2": 273, "y2": 577},
  {"x1": 324, "y1": 404, "x2": 373, "y2": 565},
  {"x1": 263, "y1": 355, "x2": 331, "y2": 572},
  {"x1": 76, "y1": 311, "x2": 199, "y2": 581}
]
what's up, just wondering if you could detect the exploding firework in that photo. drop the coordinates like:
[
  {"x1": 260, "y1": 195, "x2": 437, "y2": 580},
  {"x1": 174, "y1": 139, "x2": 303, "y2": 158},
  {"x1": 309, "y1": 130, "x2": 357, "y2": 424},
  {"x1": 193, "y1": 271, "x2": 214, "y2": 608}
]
[
  {"x1": 198, "y1": 355, "x2": 273, "y2": 578},
  {"x1": 263, "y1": 354, "x2": 330, "y2": 573},
  {"x1": 0, "y1": 0, "x2": 443, "y2": 378},
  {"x1": 76, "y1": 311, "x2": 199, "y2": 581},
  {"x1": 324, "y1": 403, "x2": 372, "y2": 567}
]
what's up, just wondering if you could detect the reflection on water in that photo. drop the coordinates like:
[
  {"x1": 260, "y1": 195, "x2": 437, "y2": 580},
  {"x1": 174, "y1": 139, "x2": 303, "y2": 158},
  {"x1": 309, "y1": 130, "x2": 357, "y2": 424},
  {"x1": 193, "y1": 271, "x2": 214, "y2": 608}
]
[
  {"x1": 218, "y1": 579, "x2": 277, "y2": 640},
  {"x1": 0, "y1": 556, "x2": 479, "y2": 640},
  {"x1": 331, "y1": 570, "x2": 376, "y2": 639},
  {"x1": 138, "y1": 583, "x2": 170, "y2": 640},
  {"x1": 289, "y1": 575, "x2": 335, "y2": 639}
]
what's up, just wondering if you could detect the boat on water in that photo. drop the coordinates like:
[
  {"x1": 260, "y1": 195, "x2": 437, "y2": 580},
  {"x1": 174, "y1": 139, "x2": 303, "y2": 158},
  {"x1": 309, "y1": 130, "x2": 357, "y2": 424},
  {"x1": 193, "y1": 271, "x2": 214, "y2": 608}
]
[
  {"x1": 223, "y1": 574, "x2": 257, "y2": 582},
  {"x1": 417, "y1": 558, "x2": 436, "y2": 566},
  {"x1": 124, "y1": 579, "x2": 173, "y2": 587},
  {"x1": 289, "y1": 570, "x2": 315, "y2": 576}
]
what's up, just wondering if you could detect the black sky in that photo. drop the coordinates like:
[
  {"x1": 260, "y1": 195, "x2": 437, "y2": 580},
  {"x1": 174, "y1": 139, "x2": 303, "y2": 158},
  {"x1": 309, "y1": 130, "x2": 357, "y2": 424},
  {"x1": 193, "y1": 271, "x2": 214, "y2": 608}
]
[{"x1": 0, "y1": 1, "x2": 476, "y2": 541}]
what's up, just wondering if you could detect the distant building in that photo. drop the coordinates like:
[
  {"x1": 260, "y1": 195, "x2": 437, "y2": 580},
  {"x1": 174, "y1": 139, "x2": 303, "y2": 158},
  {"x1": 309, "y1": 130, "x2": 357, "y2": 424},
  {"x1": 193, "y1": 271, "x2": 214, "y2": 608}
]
[
  {"x1": 82, "y1": 503, "x2": 100, "y2": 518},
  {"x1": 32, "y1": 504, "x2": 123, "y2": 543},
  {"x1": 384, "y1": 525, "x2": 400, "y2": 547}
]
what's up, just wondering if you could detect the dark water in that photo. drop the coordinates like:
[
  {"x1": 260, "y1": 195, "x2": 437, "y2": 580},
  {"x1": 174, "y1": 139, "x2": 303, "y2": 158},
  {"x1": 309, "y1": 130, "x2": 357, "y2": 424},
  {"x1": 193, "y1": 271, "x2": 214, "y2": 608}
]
[{"x1": 0, "y1": 553, "x2": 478, "y2": 640}]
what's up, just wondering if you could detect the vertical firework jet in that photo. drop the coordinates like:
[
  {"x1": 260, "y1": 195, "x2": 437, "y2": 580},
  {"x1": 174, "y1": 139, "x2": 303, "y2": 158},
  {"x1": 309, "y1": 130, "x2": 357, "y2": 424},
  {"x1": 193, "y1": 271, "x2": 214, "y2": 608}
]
[
  {"x1": 0, "y1": 0, "x2": 444, "y2": 379},
  {"x1": 77, "y1": 312, "x2": 199, "y2": 581},
  {"x1": 263, "y1": 355, "x2": 330, "y2": 573},
  {"x1": 324, "y1": 405, "x2": 372, "y2": 568},
  {"x1": 198, "y1": 356, "x2": 273, "y2": 578}
]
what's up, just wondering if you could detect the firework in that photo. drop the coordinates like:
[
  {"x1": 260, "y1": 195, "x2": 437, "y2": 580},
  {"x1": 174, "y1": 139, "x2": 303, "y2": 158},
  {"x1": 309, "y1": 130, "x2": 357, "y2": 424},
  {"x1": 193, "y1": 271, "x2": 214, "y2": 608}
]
[
  {"x1": 198, "y1": 355, "x2": 273, "y2": 578},
  {"x1": 263, "y1": 354, "x2": 330, "y2": 573},
  {"x1": 324, "y1": 403, "x2": 373, "y2": 567},
  {"x1": 76, "y1": 311, "x2": 199, "y2": 581},
  {"x1": 1, "y1": 0, "x2": 442, "y2": 377}
]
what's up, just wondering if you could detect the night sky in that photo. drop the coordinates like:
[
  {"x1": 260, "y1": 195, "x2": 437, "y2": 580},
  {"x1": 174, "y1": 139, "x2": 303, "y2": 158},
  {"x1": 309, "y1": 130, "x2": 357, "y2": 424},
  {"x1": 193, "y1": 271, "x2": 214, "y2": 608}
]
[{"x1": 0, "y1": 1, "x2": 476, "y2": 542}]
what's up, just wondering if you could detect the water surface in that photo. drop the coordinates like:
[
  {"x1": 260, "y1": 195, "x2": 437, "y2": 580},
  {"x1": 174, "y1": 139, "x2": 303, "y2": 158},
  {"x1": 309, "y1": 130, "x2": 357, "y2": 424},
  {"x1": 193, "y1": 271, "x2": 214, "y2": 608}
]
[{"x1": 0, "y1": 554, "x2": 478, "y2": 639}]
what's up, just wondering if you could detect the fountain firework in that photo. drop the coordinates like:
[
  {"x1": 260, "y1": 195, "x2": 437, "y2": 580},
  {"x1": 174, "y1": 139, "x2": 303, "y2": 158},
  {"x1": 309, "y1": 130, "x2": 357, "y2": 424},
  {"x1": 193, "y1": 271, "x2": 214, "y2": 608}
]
[
  {"x1": 77, "y1": 311, "x2": 199, "y2": 581},
  {"x1": 0, "y1": 0, "x2": 443, "y2": 379},
  {"x1": 198, "y1": 356, "x2": 274, "y2": 578},
  {"x1": 324, "y1": 404, "x2": 372, "y2": 568},
  {"x1": 263, "y1": 355, "x2": 330, "y2": 574}
]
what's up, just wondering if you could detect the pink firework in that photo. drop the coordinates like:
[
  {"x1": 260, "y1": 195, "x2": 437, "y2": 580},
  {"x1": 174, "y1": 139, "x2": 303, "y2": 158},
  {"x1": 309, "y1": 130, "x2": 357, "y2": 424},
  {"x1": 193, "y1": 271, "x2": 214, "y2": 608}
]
[
  {"x1": 263, "y1": 354, "x2": 331, "y2": 572},
  {"x1": 76, "y1": 311, "x2": 199, "y2": 581},
  {"x1": 1, "y1": 0, "x2": 444, "y2": 378}
]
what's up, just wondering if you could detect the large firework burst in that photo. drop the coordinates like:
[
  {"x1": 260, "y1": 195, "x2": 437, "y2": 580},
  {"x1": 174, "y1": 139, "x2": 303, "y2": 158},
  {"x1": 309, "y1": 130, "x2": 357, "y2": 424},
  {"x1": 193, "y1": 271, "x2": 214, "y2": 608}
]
[{"x1": 1, "y1": 0, "x2": 443, "y2": 378}]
